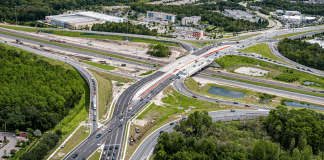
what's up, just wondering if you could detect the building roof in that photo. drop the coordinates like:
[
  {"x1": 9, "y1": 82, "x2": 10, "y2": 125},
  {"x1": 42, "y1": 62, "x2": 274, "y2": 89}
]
[
  {"x1": 76, "y1": 11, "x2": 123, "y2": 22},
  {"x1": 147, "y1": 11, "x2": 176, "y2": 16},
  {"x1": 47, "y1": 15, "x2": 99, "y2": 24}
]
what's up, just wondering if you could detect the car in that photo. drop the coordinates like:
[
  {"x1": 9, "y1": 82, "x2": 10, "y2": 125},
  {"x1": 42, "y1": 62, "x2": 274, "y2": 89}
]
[
  {"x1": 140, "y1": 98, "x2": 143, "y2": 101},
  {"x1": 119, "y1": 115, "x2": 123, "y2": 119},
  {"x1": 109, "y1": 58, "x2": 112, "y2": 60},
  {"x1": 298, "y1": 85, "x2": 302, "y2": 87},
  {"x1": 183, "y1": 69, "x2": 186, "y2": 71},
  {"x1": 236, "y1": 41, "x2": 239, "y2": 43},
  {"x1": 319, "y1": 90, "x2": 324, "y2": 93},
  {"x1": 93, "y1": 117, "x2": 96, "y2": 121},
  {"x1": 313, "y1": 90, "x2": 316, "y2": 92},
  {"x1": 160, "y1": 131, "x2": 164, "y2": 134},
  {"x1": 108, "y1": 129, "x2": 113, "y2": 132},
  {"x1": 96, "y1": 134, "x2": 101, "y2": 138},
  {"x1": 97, "y1": 141, "x2": 101, "y2": 146},
  {"x1": 73, "y1": 153, "x2": 78, "y2": 158},
  {"x1": 296, "y1": 67, "x2": 300, "y2": 69},
  {"x1": 95, "y1": 55, "x2": 98, "y2": 57},
  {"x1": 182, "y1": 117, "x2": 187, "y2": 120},
  {"x1": 109, "y1": 145, "x2": 113, "y2": 150},
  {"x1": 115, "y1": 145, "x2": 119, "y2": 149},
  {"x1": 112, "y1": 156, "x2": 116, "y2": 160},
  {"x1": 216, "y1": 100, "x2": 220, "y2": 103},
  {"x1": 93, "y1": 112, "x2": 96, "y2": 116},
  {"x1": 108, "y1": 152, "x2": 111, "y2": 156},
  {"x1": 120, "y1": 119, "x2": 124, "y2": 122},
  {"x1": 245, "y1": 104, "x2": 250, "y2": 107},
  {"x1": 4, "y1": 41, "x2": 7, "y2": 43},
  {"x1": 217, "y1": 71, "x2": 221, "y2": 73},
  {"x1": 131, "y1": 113, "x2": 135, "y2": 116},
  {"x1": 148, "y1": 94, "x2": 151, "y2": 98},
  {"x1": 106, "y1": 157, "x2": 110, "y2": 160},
  {"x1": 104, "y1": 145, "x2": 108, "y2": 150},
  {"x1": 193, "y1": 65, "x2": 196, "y2": 67},
  {"x1": 146, "y1": 100, "x2": 149, "y2": 103},
  {"x1": 233, "y1": 102, "x2": 239, "y2": 104},
  {"x1": 268, "y1": 59, "x2": 272, "y2": 61},
  {"x1": 113, "y1": 151, "x2": 116, "y2": 156},
  {"x1": 230, "y1": 110, "x2": 235, "y2": 112},
  {"x1": 192, "y1": 95, "x2": 197, "y2": 98},
  {"x1": 170, "y1": 122, "x2": 175, "y2": 125},
  {"x1": 103, "y1": 151, "x2": 106, "y2": 156},
  {"x1": 265, "y1": 106, "x2": 270, "y2": 109},
  {"x1": 82, "y1": 157, "x2": 86, "y2": 160},
  {"x1": 264, "y1": 58, "x2": 268, "y2": 60},
  {"x1": 118, "y1": 123, "x2": 122, "y2": 127}
]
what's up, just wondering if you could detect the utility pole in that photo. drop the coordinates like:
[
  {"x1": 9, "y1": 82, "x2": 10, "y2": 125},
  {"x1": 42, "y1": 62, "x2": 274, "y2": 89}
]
[
  {"x1": 15, "y1": 6, "x2": 17, "y2": 26},
  {"x1": 135, "y1": 48, "x2": 137, "y2": 77},
  {"x1": 127, "y1": 11, "x2": 129, "y2": 41}
]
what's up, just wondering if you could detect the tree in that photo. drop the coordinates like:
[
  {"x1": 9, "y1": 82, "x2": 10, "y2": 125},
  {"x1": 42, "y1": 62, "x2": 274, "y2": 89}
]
[
  {"x1": 55, "y1": 129, "x2": 62, "y2": 136},
  {"x1": 15, "y1": 129, "x2": 20, "y2": 136},
  {"x1": 10, "y1": 149, "x2": 16, "y2": 156},
  {"x1": 252, "y1": 141, "x2": 279, "y2": 160},
  {"x1": 34, "y1": 129, "x2": 41, "y2": 137}
]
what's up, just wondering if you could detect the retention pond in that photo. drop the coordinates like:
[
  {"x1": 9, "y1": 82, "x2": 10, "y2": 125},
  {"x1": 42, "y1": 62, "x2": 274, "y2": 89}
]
[{"x1": 207, "y1": 87, "x2": 245, "y2": 98}]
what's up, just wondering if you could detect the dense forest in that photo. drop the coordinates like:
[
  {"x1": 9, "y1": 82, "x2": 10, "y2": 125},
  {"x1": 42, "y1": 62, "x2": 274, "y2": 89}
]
[
  {"x1": 131, "y1": 3, "x2": 268, "y2": 32},
  {"x1": 248, "y1": 0, "x2": 324, "y2": 16},
  {"x1": 0, "y1": 43, "x2": 85, "y2": 132},
  {"x1": 0, "y1": 0, "x2": 140, "y2": 23},
  {"x1": 92, "y1": 22, "x2": 158, "y2": 36},
  {"x1": 278, "y1": 38, "x2": 324, "y2": 71},
  {"x1": 154, "y1": 108, "x2": 324, "y2": 159}
]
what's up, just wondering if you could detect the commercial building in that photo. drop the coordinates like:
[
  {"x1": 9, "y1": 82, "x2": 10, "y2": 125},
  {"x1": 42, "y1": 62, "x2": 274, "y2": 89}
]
[
  {"x1": 285, "y1": 11, "x2": 301, "y2": 16},
  {"x1": 146, "y1": 11, "x2": 177, "y2": 23},
  {"x1": 279, "y1": 15, "x2": 316, "y2": 23},
  {"x1": 103, "y1": 6, "x2": 130, "y2": 11},
  {"x1": 45, "y1": 11, "x2": 124, "y2": 29},
  {"x1": 276, "y1": 10, "x2": 284, "y2": 15},
  {"x1": 174, "y1": 27, "x2": 205, "y2": 39},
  {"x1": 223, "y1": 9, "x2": 260, "y2": 23},
  {"x1": 181, "y1": 16, "x2": 201, "y2": 26}
]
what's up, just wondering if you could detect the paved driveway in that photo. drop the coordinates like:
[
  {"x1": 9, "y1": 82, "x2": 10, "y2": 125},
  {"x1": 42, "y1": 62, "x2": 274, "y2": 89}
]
[{"x1": 0, "y1": 132, "x2": 19, "y2": 158}]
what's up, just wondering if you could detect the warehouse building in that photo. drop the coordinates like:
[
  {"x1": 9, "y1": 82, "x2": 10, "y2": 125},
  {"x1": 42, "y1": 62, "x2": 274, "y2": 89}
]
[{"x1": 45, "y1": 11, "x2": 124, "y2": 29}]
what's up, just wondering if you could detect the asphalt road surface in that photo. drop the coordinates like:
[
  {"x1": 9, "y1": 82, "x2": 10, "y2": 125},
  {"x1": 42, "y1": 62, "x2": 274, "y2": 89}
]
[
  {"x1": 131, "y1": 110, "x2": 269, "y2": 160},
  {"x1": 0, "y1": 29, "x2": 158, "y2": 69},
  {"x1": 201, "y1": 70, "x2": 324, "y2": 93}
]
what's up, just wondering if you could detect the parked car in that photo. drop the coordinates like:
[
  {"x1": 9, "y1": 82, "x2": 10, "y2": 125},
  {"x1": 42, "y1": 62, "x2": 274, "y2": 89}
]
[
  {"x1": 182, "y1": 117, "x2": 187, "y2": 120},
  {"x1": 170, "y1": 122, "x2": 174, "y2": 125},
  {"x1": 192, "y1": 95, "x2": 197, "y2": 98},
  {"x1": 233, "y1": 102, "x2": 239, "y2": 104},
  {"x1": 245, "y1": 104, "x2": 250, "y2": 107},
  {"x1": 230, "y1": 110, "x2": 235, "y2": 112}
]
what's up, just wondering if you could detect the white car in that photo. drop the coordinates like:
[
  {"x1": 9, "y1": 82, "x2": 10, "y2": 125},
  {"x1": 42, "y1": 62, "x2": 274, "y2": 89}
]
[{"x1": 265, "y1": 107, "x2": 270, "y2": 109}]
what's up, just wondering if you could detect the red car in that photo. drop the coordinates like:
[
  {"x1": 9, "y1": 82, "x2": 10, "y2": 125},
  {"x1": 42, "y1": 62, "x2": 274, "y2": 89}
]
[
  {"x1": 217, "y1": 71, "x2": 221, "y2": 73},
  {"x1": 192, "y1": 95, "x2": 197, "y2": 98},
  {"x1": 245, "y1": 104, "x2": 250, "y2": 107},
  {"x1": 94, "y1": 92, "x2": 96, "y2": 95}
]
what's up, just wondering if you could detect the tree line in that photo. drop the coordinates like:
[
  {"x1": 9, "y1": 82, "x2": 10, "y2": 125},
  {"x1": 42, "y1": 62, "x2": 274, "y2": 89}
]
[
  {"x1": 278, "y1": 38, "x2": 324, "y2": 71},
  {"x1": 130, "y1": 3, "x2": 268, "y2": 32},
  {"x1": 0, "y1": 43, "x2": 85, "y2": 132},
  {"x1": 20, "y1": 129, "x2": 62, "y2": 160},
  {"x1": 154, "y1": 108, "x2": 324, "y2": 159},
  {"x1": 91, "y1": 22, "x2": 158, "y2": 36},
  {"x1": 0, "y1": 0, "x2": 140, "y2": 23}
]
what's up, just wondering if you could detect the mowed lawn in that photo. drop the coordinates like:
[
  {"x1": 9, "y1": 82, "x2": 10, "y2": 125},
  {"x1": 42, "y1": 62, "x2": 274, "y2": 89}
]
[{"x1": 238, "y1": 43, "x2": 286, "y2": 63}]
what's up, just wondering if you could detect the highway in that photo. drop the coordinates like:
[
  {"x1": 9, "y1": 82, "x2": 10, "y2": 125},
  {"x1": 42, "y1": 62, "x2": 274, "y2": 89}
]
[
  {"x1": 131, "y1": 110, "x2": 270, "y2": 160},
  {"x1": 201, "y1": 70, "x2": 324, "y2": 93}
]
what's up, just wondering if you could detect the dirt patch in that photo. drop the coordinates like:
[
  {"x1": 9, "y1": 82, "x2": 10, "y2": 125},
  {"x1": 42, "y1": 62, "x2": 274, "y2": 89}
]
[{"x1": 132, "y1": 119, "x2": 148, "y2": 126}]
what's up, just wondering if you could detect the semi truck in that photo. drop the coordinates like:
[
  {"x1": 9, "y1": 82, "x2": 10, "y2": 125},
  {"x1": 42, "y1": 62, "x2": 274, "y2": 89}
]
[{"x1": 93, "y1": 95, "x2": 97, "y2": 110}]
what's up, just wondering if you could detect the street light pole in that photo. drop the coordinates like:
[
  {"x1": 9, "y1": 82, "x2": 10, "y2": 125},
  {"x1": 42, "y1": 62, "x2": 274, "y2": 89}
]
[{"x1": 135, "y1": 48, "x2": 137, "y2": 77}]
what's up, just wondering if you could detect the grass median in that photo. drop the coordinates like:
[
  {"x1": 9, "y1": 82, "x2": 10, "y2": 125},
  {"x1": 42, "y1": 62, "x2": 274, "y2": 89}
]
[
  {"x1": 139, "y1": 69, "x2": 157, "y2": 76},
  {"x1": 0, "y1": 25, "x2": 179, "y2": 47},
  {"x1": 215, "y1": 55, "x2": 324, "y2": 90},
  {"x1": 204, "y1": 73, "x2": 324, "y2": 98},
  {"x1": 238, "y1": 43, "x2": 287, "y2": 63},
  {"x1": 0, "y1": 30, "x2": 162, "y2": 67}
]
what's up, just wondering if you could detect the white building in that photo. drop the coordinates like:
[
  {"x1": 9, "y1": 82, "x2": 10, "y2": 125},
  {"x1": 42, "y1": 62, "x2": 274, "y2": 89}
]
[
  {"x1": 285, "y1": 11, "x2": 301, "y2": 16},
  {"x1": 181, "y1": 16, "x2": 201, "y2": 26},
  {"x1": 223, "y1": 9, "x2": 260, "y2": 23},
  {"x1": 280, "y1": 15, "x2": 316, "y2": 23},
  {"x1": 276, "y1": 10, "x2": 284, "y2": 15},
  {"x1": 146, "y1": 11, "x2": 177, "y2": 23},
  {"x1": 45, "y1": 11, "x2": 123, "y2": 29}
]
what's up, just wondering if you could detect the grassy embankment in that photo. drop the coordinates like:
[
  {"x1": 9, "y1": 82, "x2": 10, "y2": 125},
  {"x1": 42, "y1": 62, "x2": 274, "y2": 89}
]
[
  {"x1": 125, "y1": 86, "x2": 246, "y2": 159},
  {"x1": 0, "y1": 29, "x2": 163, "y2": 67},
  {"x1": 215, "y1": 55, "x2": 324, "y2": 91},
  {"x1": 0, "y1": 25, "x2": 179, "y2": 47},
  {"x1": 81, "y1": 60, "x2": 119, "y2": 71},
  {"x1": 52, "y1": 127, "x2": 90, "y2": 160},
  {"x1": 88, "y1": 68, "x2": 134, "y2": 121},
  {"x1": 88, "y1": 150, "x2": 102, "y2": 160},
  {"x1": 237, "y1": 43, "x2": 287, "y2": 63}
]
